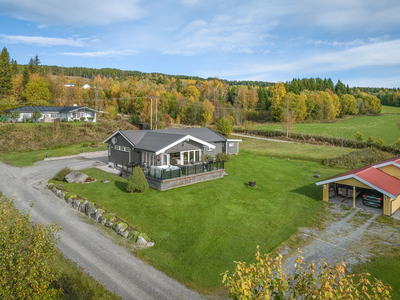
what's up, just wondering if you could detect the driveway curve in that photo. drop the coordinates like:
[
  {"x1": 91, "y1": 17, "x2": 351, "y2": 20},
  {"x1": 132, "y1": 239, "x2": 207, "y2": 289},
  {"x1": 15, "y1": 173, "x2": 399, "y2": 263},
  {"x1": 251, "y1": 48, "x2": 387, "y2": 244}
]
[{"x1": 0, "y1": 158, "x2": 203, "y2": 300}]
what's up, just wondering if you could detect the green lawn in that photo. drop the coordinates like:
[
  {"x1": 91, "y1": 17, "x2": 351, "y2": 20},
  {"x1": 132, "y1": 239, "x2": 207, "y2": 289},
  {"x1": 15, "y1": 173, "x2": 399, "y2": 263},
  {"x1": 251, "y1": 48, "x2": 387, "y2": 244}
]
[
  {"x1": 50, "y1": 153, "x2": 346, "y2": 292},
  {"x1": 381, "y1": 105, "x2": 400, "y2": 114},
  {"x1": 253, "y1": 106, "x2": 400, "y2": 145},
  {"x1": 0, "y1": 143, "x2": 107, "y2": 167},
  {"x1": 239, "y1": 137, "x2": 353, "y2": 162}
]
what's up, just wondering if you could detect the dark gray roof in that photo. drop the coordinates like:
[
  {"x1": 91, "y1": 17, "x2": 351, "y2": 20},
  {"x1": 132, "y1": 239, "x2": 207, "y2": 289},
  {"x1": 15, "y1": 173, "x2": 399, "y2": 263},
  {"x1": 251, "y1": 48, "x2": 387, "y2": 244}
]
[
  {"x1": 4, "y1": 106, "x2": 97, "y2": 113},
  {"x1": 151, "y1": 128, "x2": 226, "y2": 143},
  {"x1": 108, "y1": 127, "x2": 226, "y2": 153}
]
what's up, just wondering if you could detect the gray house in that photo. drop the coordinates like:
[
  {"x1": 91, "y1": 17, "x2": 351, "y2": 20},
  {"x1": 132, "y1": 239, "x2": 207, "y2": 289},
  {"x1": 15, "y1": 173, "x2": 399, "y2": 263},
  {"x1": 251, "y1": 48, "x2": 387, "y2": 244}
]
[
  {"x1": 103, "y1": 127, "x2": 241, "y2": 190},
  {"x1": 4, "y1": 105, "x2": 98, "y2": 122}
]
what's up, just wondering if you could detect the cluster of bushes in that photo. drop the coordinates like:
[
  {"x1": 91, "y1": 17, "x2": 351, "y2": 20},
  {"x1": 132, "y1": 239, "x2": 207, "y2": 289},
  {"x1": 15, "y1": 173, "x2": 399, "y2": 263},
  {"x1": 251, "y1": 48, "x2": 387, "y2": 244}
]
[
  {"x1": 322, "y1": 148, "x2": 393, "y2": 169},
  {"x1": 53, "y1": 167, "x2": 73, "y2": 181},
  {"x1": 234, "y1": 127, "x2": 400, "y2": 155},
  {"x1": 0, "y1": 120, "x2": 135, "y2": 153}
]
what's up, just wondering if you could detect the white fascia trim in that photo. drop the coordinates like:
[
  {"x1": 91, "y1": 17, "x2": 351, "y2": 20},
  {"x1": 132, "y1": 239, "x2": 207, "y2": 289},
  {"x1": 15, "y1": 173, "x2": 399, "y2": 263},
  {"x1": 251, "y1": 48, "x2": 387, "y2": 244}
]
[
  {"x1": 68, "y1": 107, "x2": 98, "y2": 113},
  {"x1": 155, "y1": 135, "x2": 215, "y2": 155},
  {"x1": 226, "y1": 139, "x2": 242, "y2": 142},
  {"x1": 315, "y1": 174, "x2": 354, "y2": 186},
  {"x1": 103, "y1": 130, "x2": 120, "y2": 144},
  {"x1": 373, "y1": 161, "x2": 400, "y2": 169},
  {"x1": 316, "y1": 174, "x2": 397, "y2": 199},
  {"x1": 102, "y1": 130, "x2": 135, "y2": 148}
]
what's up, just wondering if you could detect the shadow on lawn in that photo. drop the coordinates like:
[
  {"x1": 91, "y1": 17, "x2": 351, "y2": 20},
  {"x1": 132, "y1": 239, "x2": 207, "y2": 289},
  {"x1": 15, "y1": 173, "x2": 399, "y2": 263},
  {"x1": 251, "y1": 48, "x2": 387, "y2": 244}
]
[
  {"x1": 114, "y1": 180, "x2": 129, "y2": 193},
  {"x1": 290, "y1": 182, "x2": 321, "y2": 199}
]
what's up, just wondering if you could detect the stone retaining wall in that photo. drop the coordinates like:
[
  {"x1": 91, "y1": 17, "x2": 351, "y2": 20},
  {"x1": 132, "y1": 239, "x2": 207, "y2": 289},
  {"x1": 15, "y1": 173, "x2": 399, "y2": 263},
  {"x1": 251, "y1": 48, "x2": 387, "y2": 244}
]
[{"x1": 47, "y1": 183, "x2": 154, "y2": 248}]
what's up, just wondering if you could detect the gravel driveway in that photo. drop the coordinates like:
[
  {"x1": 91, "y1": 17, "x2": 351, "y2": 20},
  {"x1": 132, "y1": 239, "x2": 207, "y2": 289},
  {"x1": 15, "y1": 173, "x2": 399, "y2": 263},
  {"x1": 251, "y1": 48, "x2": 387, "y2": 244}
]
[
  {"x1": 0, "y1": 157, "x2": 203, "y2": 300},
  {"x1": 281, "y1": 205, "x2": 400, "y2": 275}
]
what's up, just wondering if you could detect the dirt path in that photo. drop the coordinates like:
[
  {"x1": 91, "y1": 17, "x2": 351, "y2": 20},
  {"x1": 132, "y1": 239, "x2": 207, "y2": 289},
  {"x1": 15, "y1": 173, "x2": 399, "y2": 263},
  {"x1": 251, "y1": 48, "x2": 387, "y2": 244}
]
[
  {"x1": 282, "y1": 205, "x2": 400, "y2": 275},
  {"x1": 231, "y1": 133, "x2": 296, "y2": 143}
]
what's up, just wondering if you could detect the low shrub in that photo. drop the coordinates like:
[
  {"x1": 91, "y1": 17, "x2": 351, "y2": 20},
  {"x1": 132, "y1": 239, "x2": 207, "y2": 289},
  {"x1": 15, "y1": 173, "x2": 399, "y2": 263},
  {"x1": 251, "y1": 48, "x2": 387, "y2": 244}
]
[
  {"x1": 216, "y1": 152, "x2": 230, "y2": 162},
  {"x1": 322, "y1": 148, "x2": 393, "y2": 169},
  {"x1": 201, "y1": 154, "x2": 213, "y2": 162},
  {"x1": 80, "y1": 117, "x2": 86, "y2": 122},
  {"x1": 354, "y1": 132, "x2": 363, "y2": 141},
  {"x1": 375, "y1": 139, "x2": 385, "y2": 147},
  {"x1": 82, "y1": 142, "x2": 90, "y2": 147},
  {"x1": 396, "y1": 138, "x2": 400, "y2": 149},
  {"x1": 53, "y1": 167, "x2": 72, "y2": 181}
]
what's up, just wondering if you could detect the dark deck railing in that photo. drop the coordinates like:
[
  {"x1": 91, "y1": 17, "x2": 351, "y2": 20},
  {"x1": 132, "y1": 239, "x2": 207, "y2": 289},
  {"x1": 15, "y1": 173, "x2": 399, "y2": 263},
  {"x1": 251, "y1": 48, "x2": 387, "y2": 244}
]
[{"x1": 121, "y1": 160, "x2": 225, "y2": 181}]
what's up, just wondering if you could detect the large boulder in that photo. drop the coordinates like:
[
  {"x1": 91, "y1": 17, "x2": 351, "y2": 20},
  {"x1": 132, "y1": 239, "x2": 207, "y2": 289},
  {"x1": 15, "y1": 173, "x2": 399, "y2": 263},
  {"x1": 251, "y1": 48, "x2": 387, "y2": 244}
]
[
  {"x1": 85, "y1": 202, "x2": 97, "y2": 218},
  {"x1": 73, "y1": 200, "x2": 80, "y2": 210},
  {"x1": 65, "y1": 171, "x2": 89, "y2": 183},
  {"x1": 118, "y1": 231, "x2": 129, "y2": 238},
  {"x1": 136, "y1": 236, "x2": 148, "y2": 246},
  {"x1": 66, "y1": 198, "x2": 73, "y2": 205},
  {"x1": 79, "y1": 200, "x2": 88, "y2": 213},
  {"x1": 94, "y1": 210, "x2": 102, "y2": 222},
  {"x1": 98, "y1": 216, "x2": 107, "y2": 226}
]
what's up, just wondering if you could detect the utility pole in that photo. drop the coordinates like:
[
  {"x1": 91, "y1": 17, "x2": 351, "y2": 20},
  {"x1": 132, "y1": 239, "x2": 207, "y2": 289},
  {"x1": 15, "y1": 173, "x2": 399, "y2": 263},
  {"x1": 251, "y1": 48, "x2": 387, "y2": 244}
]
[
  {"x1": 286, "y1": 102, "x2": 289, "y2": 138},
  {"x1": 155, "y1": 97, "x2": 158, "y2": 130},
  {"x1": 341, "y1": 132, "x2": 344, "y2": 159},
  {"x1": 150, "y1": 97, "x2": 153, "y2": 130},
  {"x1": 95, "y1": 88, "x2": 98, "y2": 111}
]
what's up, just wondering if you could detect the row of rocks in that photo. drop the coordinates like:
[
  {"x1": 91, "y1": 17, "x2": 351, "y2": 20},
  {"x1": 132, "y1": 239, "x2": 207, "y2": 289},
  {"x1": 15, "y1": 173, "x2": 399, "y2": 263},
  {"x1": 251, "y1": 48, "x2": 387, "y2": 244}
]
[{"x1": 48, "y1": 184, "x2": 154, "y2": 248}]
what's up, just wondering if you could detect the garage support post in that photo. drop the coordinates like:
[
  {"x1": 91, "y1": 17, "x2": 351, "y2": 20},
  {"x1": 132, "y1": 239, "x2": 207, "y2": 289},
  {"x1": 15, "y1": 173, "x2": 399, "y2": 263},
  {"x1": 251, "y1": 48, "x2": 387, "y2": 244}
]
[{"x1": 353, "y1": 186, "x2": 356, "y2": 208}]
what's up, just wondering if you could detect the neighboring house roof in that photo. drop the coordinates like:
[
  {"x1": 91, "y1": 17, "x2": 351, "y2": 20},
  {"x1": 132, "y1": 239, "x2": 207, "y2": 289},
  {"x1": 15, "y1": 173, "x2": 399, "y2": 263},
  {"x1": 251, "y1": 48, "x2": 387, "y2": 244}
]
[
  {"x1": 64, "y1": 83, "x2": 74, "y2": 87},
  {"x1": 316, "y1": 156, "x2": 400, "y2": 199},
  {"x1": 103, "y1": 128, "x2": 224, "y2": 155},
  {"x1": 4, "y1": 106, "x2": 98, "y2": 113}
]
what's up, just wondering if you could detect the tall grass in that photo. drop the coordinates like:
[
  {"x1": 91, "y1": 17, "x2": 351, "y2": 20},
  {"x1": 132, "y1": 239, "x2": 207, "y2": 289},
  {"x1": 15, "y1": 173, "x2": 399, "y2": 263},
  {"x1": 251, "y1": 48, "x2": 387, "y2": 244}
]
[{"x1": 0, "y1": 120, "x2": 135, "y2": 153}]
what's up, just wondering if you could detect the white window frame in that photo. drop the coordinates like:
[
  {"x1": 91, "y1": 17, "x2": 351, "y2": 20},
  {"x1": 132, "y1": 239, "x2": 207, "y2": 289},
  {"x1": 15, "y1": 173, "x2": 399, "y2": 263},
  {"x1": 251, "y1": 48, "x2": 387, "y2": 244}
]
[
  {"x1": 207, "y1": 147, "x2": 213, "y2": 152},
  {"x1": 115, "y1": 145, "x2": 129, "y2": 152},
  {"x1": 228, "y1": 143, "x2": 234, "y2": 147}
]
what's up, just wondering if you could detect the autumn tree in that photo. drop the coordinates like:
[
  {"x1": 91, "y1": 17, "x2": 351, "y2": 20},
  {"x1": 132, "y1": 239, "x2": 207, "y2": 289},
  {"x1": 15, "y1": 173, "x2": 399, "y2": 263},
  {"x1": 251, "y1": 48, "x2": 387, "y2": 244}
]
[
  {"x1": 0, "y1": 47, "x2": 12, "y2": 96},
  {"x1": 201, "y1": 99, "x2": 214, "y2": 126},
  {"x1": 22, "y1": 76, "x2": 51, "y2": 106},
  {"x1": 223, "y1": 247, "x2": 392, "y2": 300},
  {"x1": 341, "y1": 94, "x2": 358, "y2": 115},
  {"x1": 216, "y1": 117, "x2": 233, "y2": 137},
  {"x1": 269, "y1": 82, "x2": 287, "y2": 121},
  {"x1": 0, "y1": 194, "x2": 62, "y2": 299}
]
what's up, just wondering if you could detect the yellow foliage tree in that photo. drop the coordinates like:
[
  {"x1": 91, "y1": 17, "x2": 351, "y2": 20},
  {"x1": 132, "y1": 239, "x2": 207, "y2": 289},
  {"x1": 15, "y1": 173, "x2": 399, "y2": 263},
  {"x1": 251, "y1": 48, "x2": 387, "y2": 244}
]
[
  {"x1": 201, "y1": 99, "x2": 214, "y2": 126},
  {"x1": 223, "y1": 247, "x2": 392, "y2": 300},
  {"x1": 270, "y1": 82, "x2": 287, "y2": 121}
]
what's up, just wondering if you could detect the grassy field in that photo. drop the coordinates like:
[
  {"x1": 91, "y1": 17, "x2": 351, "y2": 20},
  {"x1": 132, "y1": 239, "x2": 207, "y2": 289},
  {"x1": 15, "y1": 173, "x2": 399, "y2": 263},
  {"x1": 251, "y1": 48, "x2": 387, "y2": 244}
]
[
  {"x1": 0, "y1": 143, "x2": 107, "y2": 167},
  {"x1": 239, "y1": 137, "x2": 354, "y2": 162},
  {"x1": 253, "y1": 106, "x2": 400, "y2": 145},
  {"x1": 50, "y1": 153, "x2": 346, "y2": 292}
]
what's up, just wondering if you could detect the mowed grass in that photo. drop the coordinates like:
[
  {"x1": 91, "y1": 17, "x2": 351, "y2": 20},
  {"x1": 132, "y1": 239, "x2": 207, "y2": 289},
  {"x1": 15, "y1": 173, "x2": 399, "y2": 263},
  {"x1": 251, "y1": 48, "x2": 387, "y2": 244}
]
[
  {"x1": 50, "y1": 153, "x2": 346, "y2": 291},
  {"x1": 0, "y1": 143, "x2": 107, "y2": 167},
  {"x1": 239, "y1": 137, "x2": 354, "y2": 162},
  {"x1": 253, "y1": 106, "x2": 400, "y2": 145}
]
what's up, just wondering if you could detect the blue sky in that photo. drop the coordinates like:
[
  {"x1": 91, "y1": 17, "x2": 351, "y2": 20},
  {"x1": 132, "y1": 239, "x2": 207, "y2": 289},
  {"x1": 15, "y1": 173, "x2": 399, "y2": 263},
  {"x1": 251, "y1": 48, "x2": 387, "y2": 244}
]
[{"x1": 1, "y1": 0, "x2": 400, "y2": 87}]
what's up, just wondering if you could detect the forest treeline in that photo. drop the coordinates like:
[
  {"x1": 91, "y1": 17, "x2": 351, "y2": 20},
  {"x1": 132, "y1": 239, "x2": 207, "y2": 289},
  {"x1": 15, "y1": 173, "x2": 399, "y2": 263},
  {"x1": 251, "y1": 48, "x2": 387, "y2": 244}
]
[{"x1": 0, "y1": 47, "x2": 383, "y2": 126}]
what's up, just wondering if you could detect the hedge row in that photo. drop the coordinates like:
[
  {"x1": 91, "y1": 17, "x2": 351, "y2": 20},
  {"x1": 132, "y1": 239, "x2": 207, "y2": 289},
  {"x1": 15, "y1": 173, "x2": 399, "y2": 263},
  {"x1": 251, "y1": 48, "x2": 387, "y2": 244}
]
[{"x1": 234, "y1": 127, "x2": 400, "y2": 155}]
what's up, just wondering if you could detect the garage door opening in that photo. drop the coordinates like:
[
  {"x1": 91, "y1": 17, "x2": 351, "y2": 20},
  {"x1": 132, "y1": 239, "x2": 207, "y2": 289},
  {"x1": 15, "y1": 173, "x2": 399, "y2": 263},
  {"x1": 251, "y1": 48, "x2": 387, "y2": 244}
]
[{"x1": 326, "y1": 183, "x2": 383, "y2": 214}]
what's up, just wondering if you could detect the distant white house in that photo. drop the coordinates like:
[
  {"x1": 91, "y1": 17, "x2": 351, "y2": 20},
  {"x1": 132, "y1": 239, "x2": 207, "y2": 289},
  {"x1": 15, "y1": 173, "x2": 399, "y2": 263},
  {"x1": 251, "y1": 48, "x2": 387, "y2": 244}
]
[
  {"x1": 82, "y1": 84, "x2": 91, "y2": 89},
  {"x1": 64, "y1": 83, "x2": 75, "y2": 88},
  {"x1": 4, "y1": 105, "x2": 98, "y2": 123}
]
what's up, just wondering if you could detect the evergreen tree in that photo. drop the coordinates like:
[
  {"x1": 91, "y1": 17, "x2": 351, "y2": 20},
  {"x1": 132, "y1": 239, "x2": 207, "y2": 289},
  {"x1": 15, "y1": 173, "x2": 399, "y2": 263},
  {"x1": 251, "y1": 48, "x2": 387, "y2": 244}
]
[
  {"x1": 0, "y1": 47, "x2": 12, "y2": 96},
  {"x1": 126, "y1": 166, "x2": 149, "y2": 193},
  {"x1": 10, "y1": 59, "x2": 19, "y2": 77},
  {"x1": 22, "y1": 67, "x2": 30, "y2": 89},
  {"x1": 335, "y1": 80, "x2": 347, "y2": 96}
]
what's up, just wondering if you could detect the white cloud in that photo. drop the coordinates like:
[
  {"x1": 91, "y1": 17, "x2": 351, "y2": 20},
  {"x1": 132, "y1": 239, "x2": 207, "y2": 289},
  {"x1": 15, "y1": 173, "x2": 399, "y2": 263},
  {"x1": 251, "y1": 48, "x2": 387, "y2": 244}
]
[
  {"x1": 0, "y1": 34, "x2": 90, "y2": 47},
  {"x1": 209, "y1": 39, "x2": 400, "y2": 79},
  {"x1": 60, "y1": 50, "x2": 138, "y2": 57},
  {"x1": 162, "y1": 50, "x2": 195, "y2": 56},
  {"x1": 311, "y1": 39, "x2": 365, "y2": 47},
  {"x1": 180, "y1": 0, "x2": 202, "y2": 6},
  {"x1": 0, "y1": 0, "x2": 145, "y2": 26},
  {"x1": 346, "y1": 76, "x2": 400, "y2": 88}
]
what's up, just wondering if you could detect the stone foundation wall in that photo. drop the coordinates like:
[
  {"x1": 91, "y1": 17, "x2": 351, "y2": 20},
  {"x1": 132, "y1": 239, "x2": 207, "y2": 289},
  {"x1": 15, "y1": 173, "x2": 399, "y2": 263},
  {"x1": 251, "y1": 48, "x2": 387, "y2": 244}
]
[{"x1": 146, "y1": 169, "x2": 226, "y2": 191}]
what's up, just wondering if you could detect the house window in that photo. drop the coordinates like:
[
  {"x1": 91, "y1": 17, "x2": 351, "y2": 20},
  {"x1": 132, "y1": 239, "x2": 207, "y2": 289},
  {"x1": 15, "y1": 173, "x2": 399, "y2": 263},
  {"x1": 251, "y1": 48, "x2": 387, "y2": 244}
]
[
  {"x1": 115, "y1": 145, "x2": 129, "y2": 152},
  {"x1": 207, "y1": 147, "x2": 213, "y2": 152},
  {"x1": 51, "y1": 113, "x2": 59, "y2": 118},
  {"x1": 228, "y1": 143, "x2": 234, "y2": 147}
]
